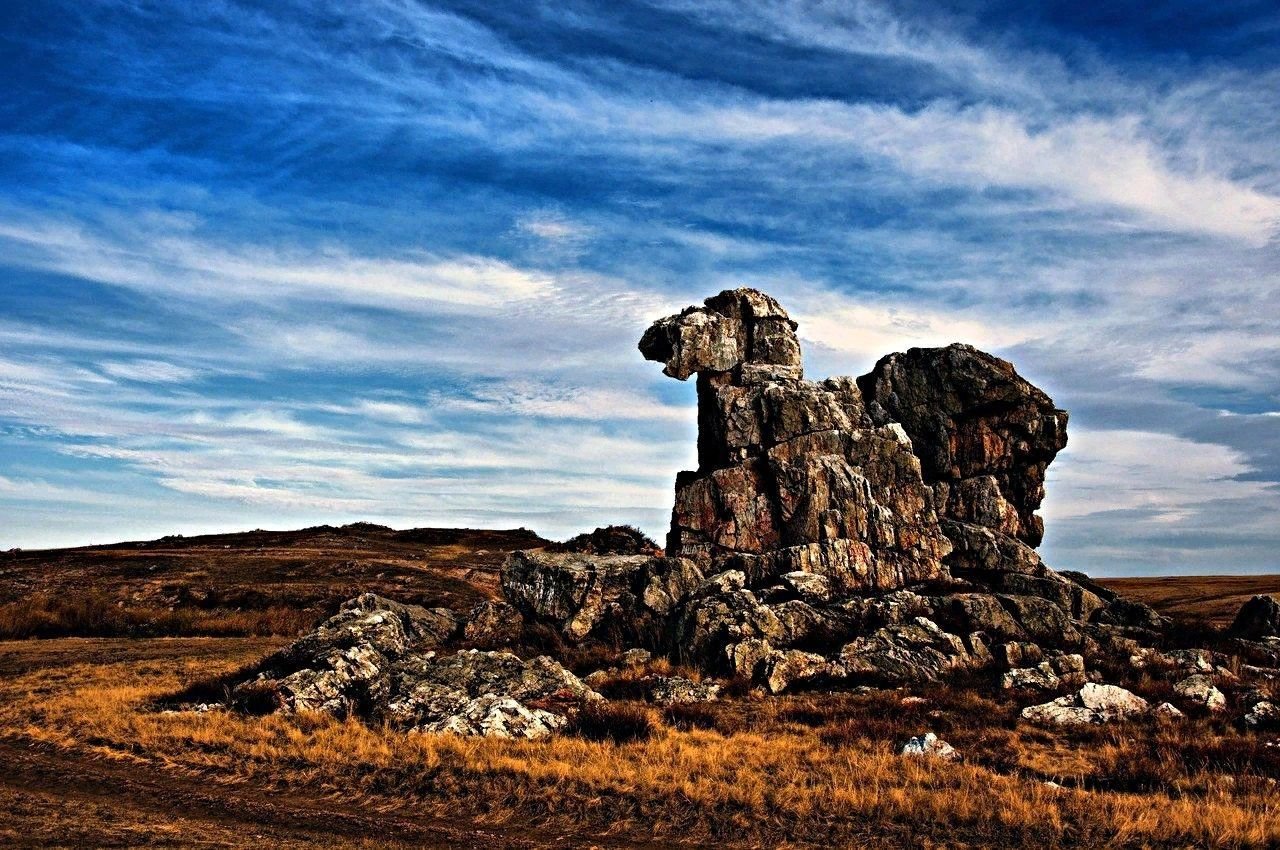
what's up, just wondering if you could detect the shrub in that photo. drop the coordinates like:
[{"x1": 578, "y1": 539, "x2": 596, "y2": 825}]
[{"x1": 567, "y1": 701, "x2": 658, "y2": 743}]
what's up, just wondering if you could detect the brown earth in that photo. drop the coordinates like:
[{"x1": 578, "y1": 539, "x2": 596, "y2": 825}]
[{"x1": 0, "y1": 638, "x2": 651, "y2": 850}]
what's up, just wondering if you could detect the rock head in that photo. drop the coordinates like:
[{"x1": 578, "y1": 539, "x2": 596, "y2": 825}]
[{"x1": 641, "y1": 288, "x2": 953, "y2": 594}]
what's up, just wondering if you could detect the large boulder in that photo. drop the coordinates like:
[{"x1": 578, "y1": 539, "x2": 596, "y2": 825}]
[
  {"x1": 1021, "y1": 683, "x2": 1149, "y2": 726},
  {"x1": 1230, "y1": 595, "x2": 1280, "y2": 639},
  {"x1": 501, "y1": 550, "x2": 702, "y2": 642}
]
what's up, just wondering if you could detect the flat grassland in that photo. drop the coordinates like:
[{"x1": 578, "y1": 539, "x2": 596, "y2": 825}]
[
  {"x1": 2, "y1": 529, "x2": 1278, "y2": 848},
  {"x1": 1099, "y1": 575, "x2": 1280, "y2": 627}
]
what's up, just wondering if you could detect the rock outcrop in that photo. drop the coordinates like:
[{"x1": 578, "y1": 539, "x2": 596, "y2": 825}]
[
  {"x1": 222, "y1": 287, "x2": 1253, "y2": 734},
  {"x1": 501, "y1": 550, "x2": 702, "y2": 643},
  {"x1": 629, "y1": 288, "x2": 1118, "y2": 689},
  {"x1": 640, "y1": 289, "x2": 951, "y2": 593},
  {"x1": 229, "y1": 594, "x2": 597, "y2": 738}
]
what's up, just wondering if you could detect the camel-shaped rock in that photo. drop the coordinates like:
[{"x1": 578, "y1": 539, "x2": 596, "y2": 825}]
[{"x1": 639, "y1": 288, "x2": 1072, "y2": 601}]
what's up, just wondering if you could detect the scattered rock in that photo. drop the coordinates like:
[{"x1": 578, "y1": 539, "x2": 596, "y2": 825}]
[
  {"x1": 1021, "y1": 683, "x2": 1149, "y2": 726},
  {"x1": 1174, "y1": 674, "x2": 1227, "y2": 712},
  {"x1": 645, "y1": 675, "x2": 720, "y2": 705},
  {"x1": 621, "y1": 648, "x2": 652, "y2": 667},
  {"x1": 1153, "y1": 702, "x2": 1185, "y2": 720},
  {"x1": 1244, "y1": 701, "x2": 1279, "y2": 730},
  {"x1": 899, "y1": 732, "x2": 960, "y2": 761},
  {"x1": 230, "y1": 595, "x2": 598, "y2": 737}
]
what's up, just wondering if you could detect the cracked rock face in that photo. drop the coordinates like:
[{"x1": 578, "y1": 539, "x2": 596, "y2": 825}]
[
  {"x1": 858, "y1": 344, "x2": 1068, "y2": 549},
  {"x1": 501, "y1": 550, "x2": 703, "y2": 642},
  {"x1": 641, "y1": 288, "x2": 951, "y2": 593}
]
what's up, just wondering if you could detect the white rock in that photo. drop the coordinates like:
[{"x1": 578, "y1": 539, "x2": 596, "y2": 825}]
[
  {"x1": 421, "y1": 694, "x2": 567, "y2": 739},
  {"x1": 1244, "y1": 700, "x2": 1278, "y2": 729},
  {"x1": 1021, "y1": 683, "x2": 1148, "y2": 726},
  {"x1": 1078, "y1": 683, "x2": 1149, "y2": 718},
  {"x1": 899, "y1": 732, "x2": 959, "y2": 761}
]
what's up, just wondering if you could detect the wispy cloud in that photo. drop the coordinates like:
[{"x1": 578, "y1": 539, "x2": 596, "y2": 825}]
[{"x1": 1, "y1": 0, "x2": 1278, "y2": 571}]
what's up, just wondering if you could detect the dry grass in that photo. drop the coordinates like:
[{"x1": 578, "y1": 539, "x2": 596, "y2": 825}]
[
  {"x1": 3, "y1": 639, "x2": 1279, "y2": 848},
  {"x1": 0, "y1": 592, "x2": 317, "y2": 639}
]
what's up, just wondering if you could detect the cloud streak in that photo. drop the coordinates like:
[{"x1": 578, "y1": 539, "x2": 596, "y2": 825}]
[{"x1": 1, "y1": 0, "x2": 1278, "y2": 573}]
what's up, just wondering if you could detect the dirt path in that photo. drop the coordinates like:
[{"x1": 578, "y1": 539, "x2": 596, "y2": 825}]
[
  {"x1": 0, "y1": 638, "x2": 658, "y2": 849},
  {"x1": 0, "y1": 736, "x2": 637, "y2": 849}
]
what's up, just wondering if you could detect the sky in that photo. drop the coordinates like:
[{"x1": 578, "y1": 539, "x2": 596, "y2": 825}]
[{"x1": 1, "y1": 1, "x2": 1278, "y2": 575}]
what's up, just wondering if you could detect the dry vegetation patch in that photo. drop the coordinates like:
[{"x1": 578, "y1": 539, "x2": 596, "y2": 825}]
[{"x1": 3, "y1": 639, "x2": 1279, "y2": 849}]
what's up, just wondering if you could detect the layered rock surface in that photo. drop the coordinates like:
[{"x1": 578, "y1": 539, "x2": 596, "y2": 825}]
[
  {"x1": 640, "y1": 288, "x2": 951, "y2": 594},
  {"x1": 628, "y1": 288, "x2": 1120, "y2": 686}
]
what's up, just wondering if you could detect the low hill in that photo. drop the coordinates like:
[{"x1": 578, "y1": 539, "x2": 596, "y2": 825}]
[{"x1": 0, "y1": 524, "x2": 547, "y2": 639}]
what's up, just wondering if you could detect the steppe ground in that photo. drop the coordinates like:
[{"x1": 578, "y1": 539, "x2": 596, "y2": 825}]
[{"x1": 2, "y1": 527, "x2": 1279, "y2": 848}]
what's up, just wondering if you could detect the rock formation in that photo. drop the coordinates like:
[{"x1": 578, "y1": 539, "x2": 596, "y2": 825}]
[
  {"x1": 639, "y1": 289, "x2": 951, "y2": 593},
  {"x1": 628, "y1": 288, "x2": 1119, "y2": 682},
  {"x1": 216, "y1": 287, "x2": 1280, "y2": 736}
]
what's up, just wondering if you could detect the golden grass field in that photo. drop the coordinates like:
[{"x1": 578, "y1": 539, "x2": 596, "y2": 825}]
[
  {"x1": 2, "y1": 634, "x2": 1279, "y2": 849},
  {"x1": 2, "y1": 529, "x2": 1279, "y2": 848}
]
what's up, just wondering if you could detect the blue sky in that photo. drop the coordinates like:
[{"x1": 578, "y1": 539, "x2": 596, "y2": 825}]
[{"x1": 1, "y1": 1, "x2": 1278, "y2": 575}]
